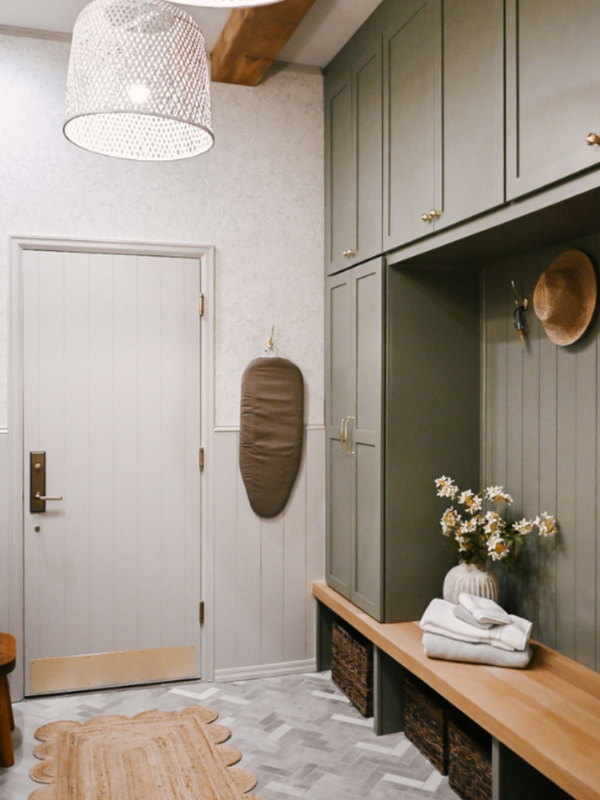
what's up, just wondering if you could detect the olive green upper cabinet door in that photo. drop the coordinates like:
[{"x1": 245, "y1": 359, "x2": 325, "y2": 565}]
[
  {"x1": 354, "y1": 42, "x2": 383, "y2": 271},
  {"x1": 383, "y1": 0, "x2": 442, "y2": 249},
  {"x1": 325, "y1": 42, "x2": 383, "y2": 276},
  {"x1": 437, "y1": 0, "x2": 505, "y2": 229},
  {"x1": 325, "y1": 70, "x2": 356, "y2": 276},
  {"x1": 506, "y1": 0, "x2": 600, "y2": 199}
]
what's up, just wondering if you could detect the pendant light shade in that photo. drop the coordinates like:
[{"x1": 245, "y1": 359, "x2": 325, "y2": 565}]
[
  {"x1": 64, "y1": 0, "x2": 214, "y2": 161},
  {"x1": 178, "y1": 1, "x2": 284, "y2": 6}
]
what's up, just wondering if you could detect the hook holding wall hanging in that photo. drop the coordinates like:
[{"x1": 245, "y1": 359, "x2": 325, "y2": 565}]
[
  {"x1": 511, "y1": 280, "x2": 528, "y2": 351},
  {"x1": 263, "y1": 325, "x2": 277, "y2": 357}
]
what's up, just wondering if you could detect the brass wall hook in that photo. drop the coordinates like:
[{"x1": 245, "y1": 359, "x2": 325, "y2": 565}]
[
  {"x1": 511, "y1": 281, "x2": 528, "y2": 351},
  {"x1": 263, "y1": 325, "x2": 277, "y2": 357}
]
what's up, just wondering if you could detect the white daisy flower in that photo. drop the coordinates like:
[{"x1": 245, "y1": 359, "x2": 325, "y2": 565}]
[
  {"x1": 535, "y1": 512, "x2": 557, "y2": 537},
  {"x1": 435, "y1": 476, "x2": 459, "y2": 499},
  {"x1": 513, "y1": 518, "x2": 534, "y2": 535},
  {"x1": 485, "y1": 485, "x2": 513, "y2": 504}
]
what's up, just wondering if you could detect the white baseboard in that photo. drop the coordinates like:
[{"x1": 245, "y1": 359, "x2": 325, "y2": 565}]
[{"x1": 214, "y1": 658, "x2": 317, "y2": 683}]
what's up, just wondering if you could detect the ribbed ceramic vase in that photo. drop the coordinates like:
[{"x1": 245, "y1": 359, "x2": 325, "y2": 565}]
[{"x1": 443, "y1": 563, "x2": 499, "y2": 605}]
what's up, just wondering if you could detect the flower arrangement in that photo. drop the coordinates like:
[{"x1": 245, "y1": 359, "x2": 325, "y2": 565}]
[{"x1": 435, "y1": 476, "x2": 557, "y2": 570}]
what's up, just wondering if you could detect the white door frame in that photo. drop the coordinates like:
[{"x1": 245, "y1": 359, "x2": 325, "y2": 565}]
[{"x1": 9, "y1": 236, "x2": 216, "y2": 700}]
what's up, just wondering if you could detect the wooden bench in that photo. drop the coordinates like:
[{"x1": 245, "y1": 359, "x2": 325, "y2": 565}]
[{"x1": 313, "y1": 580, "x2": 600, "y2": 800}]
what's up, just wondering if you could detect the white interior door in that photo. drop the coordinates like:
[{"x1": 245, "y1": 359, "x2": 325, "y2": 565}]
[{"x1": 22, "y1": 249, "x2": 202, "y2": 695}]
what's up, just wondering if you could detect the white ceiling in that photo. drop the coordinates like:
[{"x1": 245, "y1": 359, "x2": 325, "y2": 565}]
[{"x1": 0, "y1": 0, "x2": 383, "y2": 68}]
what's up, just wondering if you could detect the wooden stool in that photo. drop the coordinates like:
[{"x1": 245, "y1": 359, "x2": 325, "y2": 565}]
[{"x1": 0, "y1": 633, "x2": 16, "y2": 768}]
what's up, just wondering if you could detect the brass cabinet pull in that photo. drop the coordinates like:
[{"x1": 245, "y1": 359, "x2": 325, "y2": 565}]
[
  {"x1": 422, "y1": 212, "x2": 433, "y2": 222},
  {"x1": 340, "y1": 417, "x2": 348, "y2": 453},
  {"x1": 429, "y1": 209, "x2": 441, "y2": 218},
  {"x1": 343, "y1": 249, "x2": 356, "y2": 258},
  {"x1": 346, "y1": 416, "x2": 355, "y2": 455},
  {"x1": 587, "y1": 132, "x2": 600, "y2": 146}
]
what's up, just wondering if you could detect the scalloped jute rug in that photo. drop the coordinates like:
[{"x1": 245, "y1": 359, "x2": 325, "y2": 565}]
[{"x1": 28, "y1": 706, "x2": 265, "y2": 800}]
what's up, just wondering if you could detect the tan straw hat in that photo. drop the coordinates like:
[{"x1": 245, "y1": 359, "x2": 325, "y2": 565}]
[{"x1": 533, "y1": 250, "x2": 597, "y2": 346}]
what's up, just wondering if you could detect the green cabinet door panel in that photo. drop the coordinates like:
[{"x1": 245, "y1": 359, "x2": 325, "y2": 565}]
[
  {"x1": 506, "y1": 0, "x2": 600, "y2": 199},
  {"x1": 352, "y1": 262, "x2": 384, "y2": 618},
  {"x1": 326, "y1": 72, "x2": 356, "y2": 276},
  {"x1": 325, "y1": 259, "x2": 384, "y2": 619},
  {"x1": 325, "y1": 40, "x2": 383, "y2": 276},
  {"x1": 383, "y1": 0, "x2": 442, "y2": 250},
  {"x1": 439, "y1": 0, "x2": 505, "y2": 228},
  {"x1": 326, "y1": 274, "x2": 354, "y2": 597}
]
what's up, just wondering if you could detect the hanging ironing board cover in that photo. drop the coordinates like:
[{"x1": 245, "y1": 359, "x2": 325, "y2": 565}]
[{"x1": 239, "y1": 357, "x2": 304, "y2": 518}]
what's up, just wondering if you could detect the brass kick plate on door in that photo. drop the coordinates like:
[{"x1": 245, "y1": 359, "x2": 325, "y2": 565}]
[{"x1": 30, "y1": 451, "x2": 46, "y2": 513}]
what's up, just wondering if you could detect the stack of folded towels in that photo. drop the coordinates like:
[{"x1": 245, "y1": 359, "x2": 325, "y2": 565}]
[{"x1": 420, "y1": 594, "x2": 533, "y2": 669}]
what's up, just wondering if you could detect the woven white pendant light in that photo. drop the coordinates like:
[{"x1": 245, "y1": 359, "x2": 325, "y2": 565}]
[
  {"x1": 64, "y1": 0, "x2": 214, "y2": 161},
  {"x1": 178, "y1": 1, "x2": 283, "y2": 6}
]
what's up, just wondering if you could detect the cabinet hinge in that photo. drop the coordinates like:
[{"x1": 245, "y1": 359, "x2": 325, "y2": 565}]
[
  {"x1": 199, "y1": 293, "x2": 205, "y2": 316},
  {"x1": 199, "y1": 601, "x2": 205, "y2": 625},
  {"x1": 199, "y1": 447, "x2": 205, "y2": 471}
]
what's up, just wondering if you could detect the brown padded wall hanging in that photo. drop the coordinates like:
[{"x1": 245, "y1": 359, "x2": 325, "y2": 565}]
[{"x1": 239, "y1": 357, "x2": 304, "y2": 518}]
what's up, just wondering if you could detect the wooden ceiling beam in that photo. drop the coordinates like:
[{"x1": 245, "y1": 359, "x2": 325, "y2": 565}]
[{"x1": 210, "y1": 0, "x2": 318, "y2": 87}]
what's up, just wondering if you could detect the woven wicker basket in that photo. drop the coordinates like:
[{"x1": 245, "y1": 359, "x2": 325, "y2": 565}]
[
  {"x1": 448, "y1": 714, "x2": 492, "y2": 800},
  {"x1": 403, "y1": 675, "x2": 450, "y2": 775},
  {"x1": 331, "y1": 620, "x2": 373, "y2": 717}
]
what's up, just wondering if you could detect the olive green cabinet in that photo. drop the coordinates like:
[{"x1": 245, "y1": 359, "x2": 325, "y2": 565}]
[
  {"x1": 506, "y1": 0, "x2": 600, "y2": 200},
  {"x1": 326, "y1": 258, "x2": 384, "y2": 619},
  {"x1": 325, "y1": 39, "x2": 383, "y2": 275},
  {"x1": 383, "y1": 0, "x2": 505, "y2": 249}
]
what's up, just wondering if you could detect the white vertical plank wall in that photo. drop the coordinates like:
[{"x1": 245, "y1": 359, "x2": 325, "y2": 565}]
[{"x1": 213, "y1": 427, "x2": 325, "y2": 680}]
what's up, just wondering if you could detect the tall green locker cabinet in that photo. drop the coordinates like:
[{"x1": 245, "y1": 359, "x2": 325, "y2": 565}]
[
  {"x1": 326, "y1": 259, "x2": 481, "y2": 623},
  {"x1": 326, "y1": 258, "x2": 384, "y2": 620}
]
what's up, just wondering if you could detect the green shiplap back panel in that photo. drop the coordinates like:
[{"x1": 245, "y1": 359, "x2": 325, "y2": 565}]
[{"x1": 385, "y1": 266, "x2": 481, "y2": 622}]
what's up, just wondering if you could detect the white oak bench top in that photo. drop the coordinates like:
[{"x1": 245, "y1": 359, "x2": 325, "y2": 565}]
[{"x1": 313, "y1": 580, "x2": 600, "y2": 800}]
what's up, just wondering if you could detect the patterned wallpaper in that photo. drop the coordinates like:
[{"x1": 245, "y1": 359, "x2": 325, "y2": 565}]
[{"x1": 0, "y1": 35, "x2": 324, "y2": 428}]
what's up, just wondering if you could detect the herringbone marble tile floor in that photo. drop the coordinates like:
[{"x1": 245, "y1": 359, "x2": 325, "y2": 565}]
[{"x1": 0, "y1": 671, "x2": 458, "y2": 799}]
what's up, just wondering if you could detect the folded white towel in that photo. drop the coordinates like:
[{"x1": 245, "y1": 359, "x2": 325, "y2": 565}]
[
  {"x1": 420, "y1": 598, "x2": 532, "y2": 651},
  {"x1": 458, "y1": 593, "x2": 512, "y2": 626},
  {"x1": 453, "y1": 604, "x2": 494, "y2": 630},
  {"x1": 422, "y1": 632, "x2": 532, "y2": 669}
]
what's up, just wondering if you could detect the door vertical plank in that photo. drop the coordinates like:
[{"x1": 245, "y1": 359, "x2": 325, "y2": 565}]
[
  {"x1": 159, "y1": 258, "x2": 187, "y2": 648},
  {"x1": 112, "y1": 255, "x2": 140, "y2": 652},
  {"x1": 183, "y1": 260, "x2": 201, "y2": 655},
  {"x1": 574, "y1": 325, "x2": 597, "y2": 669},
  {"x1": 63, "y1": 251, "x2": 92, "y2": 657},
  {"x1": 88, "y1": 253, "x2": 115, "y2": 655},
  {"x1": 520, "y1": 259, "x2": 541, "y2": 632},
  {"x1": 283, "y1": 445, "x2": 307, "y2": 663},
  {"x1": 556, "y1": 346, "x2": 577, "y2": 659},
  {"x1": 261, "y1": 513, "x2": 285, "y2": 665},
  {"x1": 305, "y1": 428, "x2": 325, "y2": 661},
  {"x1": 36, "y1": 251, "x2": 68, "y2": 660},
  {"x1": 538, "y1": 303, "x2": 559, "y2": 649},
  {"x1": 214, "y1": 431, "x2": 239, "y2": 670},
  {"x1": 137, "y1": 256, "x2": 164, "y2": 649},
  {"x1": 22, "y1": 250, "x2": 42, "y2": 666},
  {"x1": 236, "y1": 449, "x2": 262, "y2": 668}
]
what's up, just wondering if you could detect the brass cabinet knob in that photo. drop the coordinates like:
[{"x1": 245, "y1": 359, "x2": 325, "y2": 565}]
[
  {"x1": 587, "y1": 133, "x2": 600, "y2": 146},
  {"x1": 422, "y1": 212, "x2": 432, "y2": 222},
  {"x1": 343, "y1": 249, "x2": 356, "y2": 258},
  {"x1": 429, "y1": 209, "x2": 441, "y2": 218}
]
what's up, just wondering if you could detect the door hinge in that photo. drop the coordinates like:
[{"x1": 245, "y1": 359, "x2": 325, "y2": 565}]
[
  {"x1": 198, "y1": 293, "x2": 205, "y2": 316},
  {"x1": 199, "y1": 601, "x2": 205, "y2": 625},
  {"x1": 199, "y1": 447, "x2": 204, "y2": 471}
]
